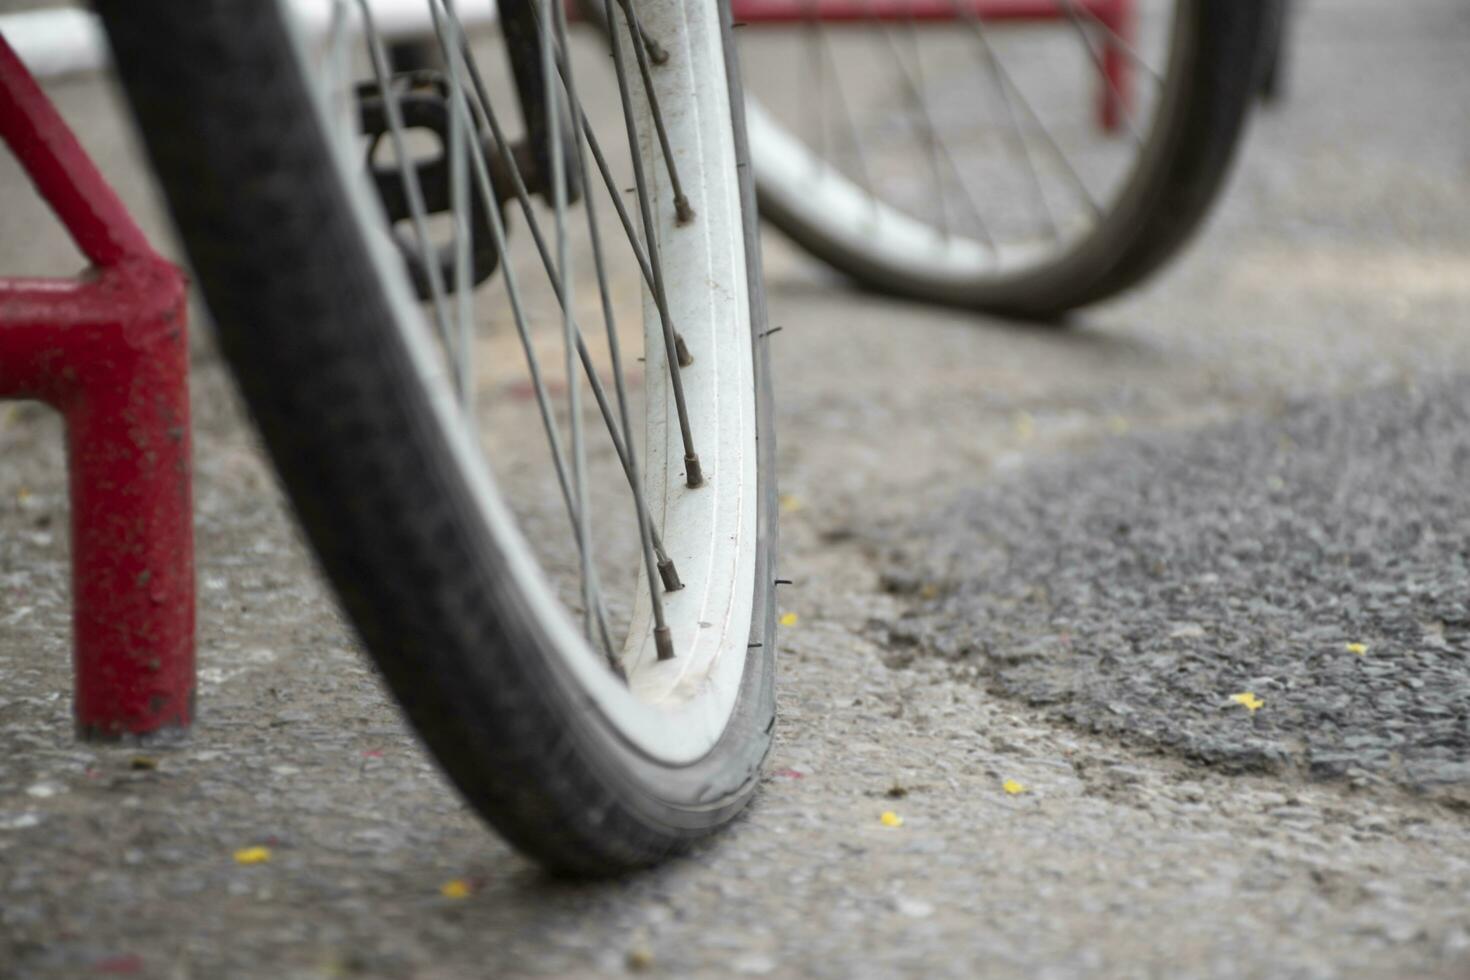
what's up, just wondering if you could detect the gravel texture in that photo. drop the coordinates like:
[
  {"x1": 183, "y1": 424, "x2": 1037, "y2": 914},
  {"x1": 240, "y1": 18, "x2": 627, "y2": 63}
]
[{"x1": 885, "y1": 377, "x2": 1470, "y2": 800}]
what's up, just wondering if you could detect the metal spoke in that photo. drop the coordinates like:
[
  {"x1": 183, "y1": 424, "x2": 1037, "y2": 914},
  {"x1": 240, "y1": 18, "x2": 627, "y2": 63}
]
[
  {"x1": 356, "y1": 0, "x2": 458, "y2": 382},
  {"x1": 439, "y1": 0, "x2": 685, "y2": 583},
  {"x1": 948, "y1": 0, "x2": 1059, "y2": 239},
  {"x1": 325, "y1": 3, "x2": 357, "y2": 149},
  {"x1": 806, "y1": 4, "x2": 880, "y2": 206},
  {"x1": 538, "y1": 27, "x2": 695, "y2": 367},
  {"x1": 538, "y1": 0, "x2": 597, "y2": 646},
  {"x1": 1058, "y1": 0, "x2": 1144, "y2": 143},
  {"x1": 451, "y1": 3, "x2": 691, "y2": 372},
  {"x1": 446, "y1": 11, "x2": 474, "y2": 416},
  {"x1": 1058, "y1": 0, "x2": 1164, "y2": 85},
  {"x1": 802, "y1": 1, "x2": 828, "y2": 171},
  {"x1": 892, "y1": 4, "x2": 951, "y2": 238},
  {"x1": 615, "y1": 0, "x2": 695, "y2": 225},
  {"x1": 605, "y1": 0, "x2": 705, "y2": 489},
  {"x1": 430, "y1": 0, "x2": 617, "y2": 660},
  {"x1": 867, "y1": 11, "x2": 996, "y2": 249},
  {"x1": 954, "y1": 4, "x2": 1103, "y2": 222},
  {"x1": 552, "y1": 0, "x2": 677, "y2": 660}
]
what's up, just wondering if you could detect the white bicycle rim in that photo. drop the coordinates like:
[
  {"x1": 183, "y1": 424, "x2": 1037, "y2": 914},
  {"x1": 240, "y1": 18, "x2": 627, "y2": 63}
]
[{"x1": 283, "y1": 0, "x2": 758, "y2": 765}]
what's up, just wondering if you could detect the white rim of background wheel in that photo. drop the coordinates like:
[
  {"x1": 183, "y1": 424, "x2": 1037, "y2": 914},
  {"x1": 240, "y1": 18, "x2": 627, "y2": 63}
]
[
  {"x1": 744, "y1": 1, "x2": 1187, "y2": 289},
  {"x1": 281, "y1": 0, "x2": 758, "y2": 765}
]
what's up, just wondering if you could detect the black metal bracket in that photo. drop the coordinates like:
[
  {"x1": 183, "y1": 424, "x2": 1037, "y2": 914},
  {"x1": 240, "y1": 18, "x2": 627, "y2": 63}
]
[
  {"x1": 498, "y1": 0, "x2": 583, "y2": 205},
  {"x1": 357, "y1": 72, "x2": 510, "y2": 301}
]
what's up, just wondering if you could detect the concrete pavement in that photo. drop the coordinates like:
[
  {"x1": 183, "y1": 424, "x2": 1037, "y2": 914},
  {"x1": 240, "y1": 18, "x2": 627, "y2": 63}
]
[{"x1": 2, "y1": 1, "x2": 1470, "y2": 976}]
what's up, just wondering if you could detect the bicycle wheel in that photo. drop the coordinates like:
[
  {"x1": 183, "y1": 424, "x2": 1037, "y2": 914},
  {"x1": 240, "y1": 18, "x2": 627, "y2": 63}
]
[
  {"x1": 742, "y1": 0, "x2": 1270, "y2": 318},
  {"x1": 99, "y1": 0, "x2": 776, "y2": 876}
]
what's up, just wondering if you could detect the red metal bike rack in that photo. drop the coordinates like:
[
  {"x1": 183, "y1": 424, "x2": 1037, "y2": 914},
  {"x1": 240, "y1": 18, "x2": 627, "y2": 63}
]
[
  {"x1": 0, "y1": 35, "x2": 194, "y2": 740},
  {"x1": 728, "y1": 0, "x2": 1133, "y2": 133}
]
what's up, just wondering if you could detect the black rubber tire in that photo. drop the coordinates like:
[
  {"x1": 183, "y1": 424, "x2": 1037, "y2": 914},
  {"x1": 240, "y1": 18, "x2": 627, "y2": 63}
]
[
  {"x1": 97, "y1": 0, "x2": 778, "y2": 877},
  {"x1": 1259, "y1": 0, "x2": 1294, "y2": 104},
  {"x1": 756, "y1": 0, "x2": 1273, "y2": 320}
]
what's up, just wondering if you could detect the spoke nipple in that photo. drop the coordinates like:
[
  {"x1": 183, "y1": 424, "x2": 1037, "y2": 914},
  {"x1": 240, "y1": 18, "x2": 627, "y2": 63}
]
[
  {"x1": 684, "y1": 453, "x2": 704, "y2": 489},
  {"x1": 674, "y1": 195, "x2": 695, "y2": 226},
  {"x1": 655, "y1": 626, "x2": 675, "y2": 661},
  {"x1": 675, "y1": 334, "x2": 694, "y2": 367},
  {"x1": 658, "y1": 557, "x2": 684, "y2": 593}
]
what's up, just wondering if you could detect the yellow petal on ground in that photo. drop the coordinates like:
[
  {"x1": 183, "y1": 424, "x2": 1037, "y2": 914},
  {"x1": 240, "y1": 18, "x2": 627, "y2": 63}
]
[
  {"x1": 626, "y1": 946, "x2": 655, "y2": 972},
  {"x1": 233, "y1": 846, "x2": 272, "y2": 865},
  {"x1": 1002, "y1": 779, "x2": 1026, "y2": 796},
  {"x1": 779, "y1": 612, "x2": 798, "y2": 627},
  {"x1": 1231, "y1": 692, "x2": 1264, "y2": 712},
  {"x1": 440, "y1": 879, "x2": 471, "y2": 899},
  {"x1": 778, "y1": 494, "x2": 803, "y2": 514},
  {"x1": 879, "y1": 810, "x2": 903, "y2": 828},
  {"x1": 1345, "y1": 642, "x2": 1368, "y2": 656}
]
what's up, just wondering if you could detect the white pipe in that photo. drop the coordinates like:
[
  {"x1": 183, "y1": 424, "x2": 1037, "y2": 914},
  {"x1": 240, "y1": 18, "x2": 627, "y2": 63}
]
[
  {"x1": 291, "y1": 0, "x2": 499, "y2": 38},
  {"x1": 0, "y1": 1, "x2": 499, "y2": 80},
  {"x1": 0, "y1": 9, "x2": 109, "y2": 77}
]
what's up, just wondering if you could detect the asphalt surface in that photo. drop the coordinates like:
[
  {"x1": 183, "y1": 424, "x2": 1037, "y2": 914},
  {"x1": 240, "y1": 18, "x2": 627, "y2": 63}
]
[
  {"x1": 3, "y1": 1, "x2": 1470, "y2": 977},
  {"x1": 885, "y1": 376, "x2": 1470, "y2": 797}
]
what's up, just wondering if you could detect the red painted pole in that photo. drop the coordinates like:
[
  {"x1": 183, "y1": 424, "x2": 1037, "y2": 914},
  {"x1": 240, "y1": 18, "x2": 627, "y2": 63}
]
[
  {"x1": 1095, "y1": 0, "x2": 1133, "y2": 134},
  {"x1": 727, "y1": 0, "x2": 1118, "y2": 25},
  {"x1": 0, "y1": 36, "x2": 195, "y2": 740},
  {"x1": 725, "y1": 0, "x2": 1133, "y2": 136}
]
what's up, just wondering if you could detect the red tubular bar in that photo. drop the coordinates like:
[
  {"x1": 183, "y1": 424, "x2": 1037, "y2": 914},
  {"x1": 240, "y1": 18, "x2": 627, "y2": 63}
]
[
  {"x1": 729, "y1": 0, "x2": 1118, "y2": 22},
  {"x1": 727, "y1": 0, "x2": 1132, "y2": 133},
  {"x1": 1094, "y1": 0, "x2": 1131, "y2": 133},
  {"x1": 0, "y1": 36, "x2": 194, "y2": 740}
]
